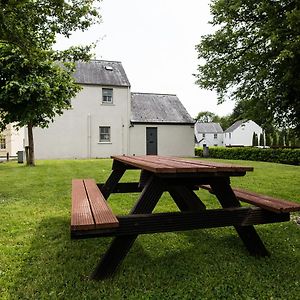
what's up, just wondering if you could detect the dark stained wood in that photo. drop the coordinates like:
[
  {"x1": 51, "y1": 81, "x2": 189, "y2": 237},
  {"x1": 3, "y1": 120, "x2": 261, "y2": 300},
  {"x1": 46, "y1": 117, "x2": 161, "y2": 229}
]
[
  {"x1": 111, "y1": 155, "x2": 253, "y2": 174},
  {"x1": 71, "y1": 207, "x2": 290, "y2": 238},
  {"x1": 91, "y1": 175, "x2": 164, "y2": 280},
  {"x1": 84, "y1": 179, "x2": 119, "y2": 229},
  {"x1": 71, "y1": 179, "x2": 95, "y2": 231},
  {"x1": 71, "y1": 179, "x2": 119, "y2": 232},
  {"x1": 168, "y1": 185, "x2": 206, "y2": 211},
  {"x1": 209, "y1": 179, "x2": 270, "y2": 256},
  {"x1": 101, "y1": 167, "x2": 126, "y2": 199},
  {"x1": 157, "y1": 156, "x2": 254, "y2": 172},
  {"x1": 199, "y1": 185, "x2": 300, "y2": 213},
  {"x1": 97, "y1": 182, "x2": 143, "y2": 193}
]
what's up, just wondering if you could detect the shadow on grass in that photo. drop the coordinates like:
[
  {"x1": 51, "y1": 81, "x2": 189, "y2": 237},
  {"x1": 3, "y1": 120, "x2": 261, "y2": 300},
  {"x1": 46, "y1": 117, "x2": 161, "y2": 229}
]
[{"x1": 11, "y1": 217, "x2": 300, "y2": 299}]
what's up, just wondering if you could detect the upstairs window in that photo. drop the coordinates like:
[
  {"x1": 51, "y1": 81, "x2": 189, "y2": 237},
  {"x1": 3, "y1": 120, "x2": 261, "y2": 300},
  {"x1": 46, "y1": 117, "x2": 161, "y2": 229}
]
[
  {"x1": 102, "y1": 88, "x2": 113, "y2": 104},
  {"x1": 0, "y1": 137, "x2": 6, "y2": 149},
  {"x1": 214, "y1": 133, "x2": 218, "y2": 139},
  {"x1": 202, "y1": 133, "x2": 205, "y2": 138},
  {"x1": 99, "y1": 126, "x2": 111, "y2": 143}
]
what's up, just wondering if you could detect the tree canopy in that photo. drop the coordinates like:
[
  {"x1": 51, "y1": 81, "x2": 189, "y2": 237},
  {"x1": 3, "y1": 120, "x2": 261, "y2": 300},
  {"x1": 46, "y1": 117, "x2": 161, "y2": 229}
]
[
  {"x1": 0, "y1": 0, "x2": 101, "y2": 165},
  {"x1": 195, "y1": 0, "x2": 300, "y2": 134}
]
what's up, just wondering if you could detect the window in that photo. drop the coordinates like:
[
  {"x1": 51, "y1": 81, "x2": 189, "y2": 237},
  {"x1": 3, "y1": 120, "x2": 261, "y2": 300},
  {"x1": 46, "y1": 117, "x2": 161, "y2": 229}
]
[
  {"x1": 0, "y1": 137, "x2": 6, "y2": 149},
  {"x1": 214, "y1": 133, "x2": 218, "y2": 139},
  {"x1": 229, "y1": 133, "x2": 232, "y2": 139},
  {"x1": 99, "y1": 126, "x2": 111, "y2": 142},
  {"x1": 202, "y1": 133, "x2": 205, "y2": 138},
  {"x1": 102, "y1": 88, "x2": 113, "y2": 104}
]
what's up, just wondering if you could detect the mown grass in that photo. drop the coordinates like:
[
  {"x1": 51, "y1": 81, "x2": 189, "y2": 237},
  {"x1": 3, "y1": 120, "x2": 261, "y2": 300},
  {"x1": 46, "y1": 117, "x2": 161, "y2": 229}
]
[{"x1": 0, "y1": 159, "x2": 299, "y2": 299}]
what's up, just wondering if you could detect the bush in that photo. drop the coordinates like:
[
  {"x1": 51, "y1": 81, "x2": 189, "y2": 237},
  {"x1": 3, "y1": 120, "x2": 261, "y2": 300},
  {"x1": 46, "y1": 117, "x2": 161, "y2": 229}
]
[{"x1": 195, "y1": 147, "x2": 300, "y2": 165}]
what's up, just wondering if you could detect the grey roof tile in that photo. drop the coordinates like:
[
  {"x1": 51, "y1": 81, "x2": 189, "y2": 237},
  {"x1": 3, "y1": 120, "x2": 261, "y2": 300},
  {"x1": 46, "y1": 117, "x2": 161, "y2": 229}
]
[
  {"x1": 195, "y1": 122, "x2": 223, "y2": 133},
  {"x1": 224, "y1": 120, "x2": 245, "y2": 133},
  {"x1": 131, "y1": 93, "x2": 195, "y2": 124},
  {"x1": 73, "y1": 60, "x2": 130, "y2": 87}
]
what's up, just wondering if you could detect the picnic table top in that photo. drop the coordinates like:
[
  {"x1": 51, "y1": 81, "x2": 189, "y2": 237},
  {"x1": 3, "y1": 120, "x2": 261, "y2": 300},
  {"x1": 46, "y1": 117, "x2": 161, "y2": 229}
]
[{"x1": 111, "y1": 155, "x2": 253, "y2": 174}]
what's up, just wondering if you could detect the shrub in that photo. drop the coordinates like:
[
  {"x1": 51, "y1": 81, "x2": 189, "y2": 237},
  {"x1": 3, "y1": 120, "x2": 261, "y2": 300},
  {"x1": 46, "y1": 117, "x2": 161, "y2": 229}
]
[{"x1": 194, "y1": 147, "x2": 300, "y2": 165}]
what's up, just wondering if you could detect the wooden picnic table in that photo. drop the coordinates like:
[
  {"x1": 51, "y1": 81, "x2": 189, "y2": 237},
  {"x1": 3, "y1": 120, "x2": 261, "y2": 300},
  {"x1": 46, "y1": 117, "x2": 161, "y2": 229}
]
[{"x1": 71, "y1": 155, "x2": 299, "y2": 280}]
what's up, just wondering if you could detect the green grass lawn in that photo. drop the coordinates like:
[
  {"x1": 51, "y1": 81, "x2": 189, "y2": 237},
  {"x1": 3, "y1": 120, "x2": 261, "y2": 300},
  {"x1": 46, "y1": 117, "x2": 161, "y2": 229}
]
[{"x1": 0, "y1": 159, "x2": 299, "y2": 299}]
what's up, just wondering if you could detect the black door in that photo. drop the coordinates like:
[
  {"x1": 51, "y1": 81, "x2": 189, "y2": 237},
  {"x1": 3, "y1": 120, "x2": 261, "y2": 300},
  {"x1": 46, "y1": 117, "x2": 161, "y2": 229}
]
[{"x1": 146, "y1": 127, "x2": 157, "y2": 155}]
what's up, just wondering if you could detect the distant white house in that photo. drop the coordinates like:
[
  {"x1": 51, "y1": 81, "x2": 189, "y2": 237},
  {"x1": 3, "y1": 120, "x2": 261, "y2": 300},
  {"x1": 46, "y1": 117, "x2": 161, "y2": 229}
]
[
  {"x1": 224, "y1": 120, "x2": 263, "y2": 146},
  {"x1": 0, "y1": 124, "x2": 24, "y2": 157},
  {"x1": 30, "y1": 60, "x2": 195, "y2": 159},
  {"x1": 194, "y1": 122, "x2": 224, "y2": 147}
]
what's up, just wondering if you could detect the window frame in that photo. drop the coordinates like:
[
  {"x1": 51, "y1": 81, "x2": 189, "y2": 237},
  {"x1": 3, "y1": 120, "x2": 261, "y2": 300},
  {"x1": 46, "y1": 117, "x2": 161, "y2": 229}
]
[
  {"x1": 102, "y1": 88, "x2": 113, "y2": 104},
  {"x1": 99, "y1": 126, "x2": 111, "y2": 143},
  {"x1": 214, "y1": 133, "x2": 218, "y2": 139},
  {"x1": 0, "y1": 136, "x2": 6, "y2": 150}
]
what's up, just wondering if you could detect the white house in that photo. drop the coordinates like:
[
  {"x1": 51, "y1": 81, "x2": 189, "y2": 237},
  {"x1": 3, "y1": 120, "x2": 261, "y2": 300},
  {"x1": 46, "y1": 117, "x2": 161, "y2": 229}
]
[
  {"x1": 0, "y1": 124, "x2": 24, "y2": 157},
  {"x1": 224, "y1": 120, "x2": 263, "y2": 146},
  {"x1": 130, "y1": 93, "x2": 195, "y2": 156},
  {"x1": 32, "y1": 60, "x2": 195, "y2": 159},
  {"x1": 194, "y1": 122, "x2": 224, "y2": 147}
]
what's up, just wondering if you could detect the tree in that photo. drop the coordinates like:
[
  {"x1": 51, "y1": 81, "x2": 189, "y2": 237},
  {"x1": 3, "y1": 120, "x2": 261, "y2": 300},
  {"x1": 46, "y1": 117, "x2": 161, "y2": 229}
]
[
  {"x1": 278, "y1": 131, "x2": 285, "y2": 147},
  {"x1": 265, "y1": 133, "x2": 271, "y2": 147},
  {"x1": 195, "y1": 0, "x2": 300, "y2": 134},
  {"x1": 252, "y1": 132, "x2": 258, "y2": 147},
  {"x1": 272, "y1": 132, "x2": 278, "y2": 147},
  {"x1": 0, "y1": 1, "x2": 101, "y2": 165},
  {"x1": 195, "y1": 111, "x2": 217, "y2": 123},
  {"x1": 0, "y1": 46, "x2": 81, "y2": 165},
  {"x1": 259, "y1": 133, "x2": 264, "y2": 147},
  {"x1": 0, "y1": 0, "x2": 100, "y2": 52}
]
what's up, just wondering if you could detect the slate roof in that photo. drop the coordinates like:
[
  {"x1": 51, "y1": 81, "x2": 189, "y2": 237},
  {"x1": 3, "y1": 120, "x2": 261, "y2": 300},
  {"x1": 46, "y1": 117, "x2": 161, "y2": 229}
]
[
  {"x1": 195, "y1": 122, "x2": 223, "y2": 133},
  {"x1": 224, "y1": 120, "x2": 245, "y2": 133},
  {"x1": 73, "y1": 60, "x2": 130, "y2": 87},
  {"x1": 131, "y1": 93, "x2": 195, "y2": 124}
]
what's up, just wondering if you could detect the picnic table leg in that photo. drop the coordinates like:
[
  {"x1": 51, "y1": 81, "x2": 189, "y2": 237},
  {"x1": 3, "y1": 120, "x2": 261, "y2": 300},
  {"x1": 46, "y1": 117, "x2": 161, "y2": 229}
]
[
  {"x1": 91, "y1": 175, "x2": 164, "y2": 280},
  {"x1": 100, "y1": 163, "x2": 126, "y2": 199},
  {"x1": 210, "y1": 179, "x2": 270, "y2": 257},
  {"x1": 169, "y1": 185, "x2": 206, "y2": 211}
]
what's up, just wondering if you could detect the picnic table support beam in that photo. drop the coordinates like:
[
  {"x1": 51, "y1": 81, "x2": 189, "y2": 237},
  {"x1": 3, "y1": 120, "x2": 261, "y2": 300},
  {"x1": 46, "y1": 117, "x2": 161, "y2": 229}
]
[
  {"x1": 91, "y1": 175, "x2": 164, "y2": 280},
  {"x1": 210, "y1": 179, "x2": 270, "y2": 257},
  {"x1": 168, "y1": 185, "x2": 206, "y2": 211},
  {"x1": 100, "y1": 165, "x2": 126, "y2": 199}
]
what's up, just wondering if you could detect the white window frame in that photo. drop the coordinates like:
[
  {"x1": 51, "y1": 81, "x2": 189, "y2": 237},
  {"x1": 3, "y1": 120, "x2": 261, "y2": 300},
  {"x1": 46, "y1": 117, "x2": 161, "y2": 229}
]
[
  {"x1": 214, "y1": 133, "x2": 218, "y2": 139},
  {"x1": 99, "y1": 126, "x2": 111, "y2": 143},
  {"x1": 102, "y1": 88, "x2": 113, "y2": 104}
]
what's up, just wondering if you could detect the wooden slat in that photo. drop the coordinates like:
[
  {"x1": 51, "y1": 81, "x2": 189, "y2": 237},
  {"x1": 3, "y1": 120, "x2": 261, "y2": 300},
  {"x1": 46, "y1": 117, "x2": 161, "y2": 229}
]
[
  {"x1": 71, "y1": 179, "x2": 95, "y2": 231},
  {"x1": 84, "y1": 179, "x2": 119, "y2": 229},
  {"x1": 111, "y1": 155, "x2": 176, "y2": 173},
  {"x1": 112, "y1": 155, "x2": 253, "y2": 174},
  {"x1": 157, "y1": 156, "x2": 254, "y2": 172},
  {"x1": 71, "y1": 207, "x2": 290, "y2": 239},
  {"x1": 233, "y1": 188, "x2": 300, "y2": 213},
  {"x1": 199, "y1": 185, "x2": 300, "y2": 213}
]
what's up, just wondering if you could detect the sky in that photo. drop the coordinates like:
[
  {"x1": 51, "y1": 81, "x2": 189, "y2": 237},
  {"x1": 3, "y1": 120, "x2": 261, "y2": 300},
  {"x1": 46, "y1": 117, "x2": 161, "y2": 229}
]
[{"x1": 55, "y1": 0, "x2": 235, "y2": 118}]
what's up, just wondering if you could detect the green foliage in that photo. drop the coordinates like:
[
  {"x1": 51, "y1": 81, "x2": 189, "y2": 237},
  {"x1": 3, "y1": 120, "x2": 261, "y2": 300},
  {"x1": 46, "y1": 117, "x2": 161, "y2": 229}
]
[
  {"x1": 0, "y1": 159, "x2": 299, "y2": 299},
  {"x1": 195, "y1": 111, "x2": 217, "y2": 122},
  {"x1": 252, "y1": 132, "x2": 258, "y2": 146},
  {"x1": 259, "y1": 133, "x2": 264, "y2": 146},
  {"x1": 0, "y1": 0, "x2": 101, "y2": 51},
  {"x1": 265, "y1": 133, "x2": 271, "y2": 146},
  {"x1": 272, "y1": 131, "x2": 278, "y2": 147},
  {"x1": 0, "y1": 45, "x2": 80, "y2": 129},
  {"x1": 195, "y1": 147, "x2": 300, "y2": 165},
  {"x1": 195, "y1": 0, "x2": 300, "y2": 134}
]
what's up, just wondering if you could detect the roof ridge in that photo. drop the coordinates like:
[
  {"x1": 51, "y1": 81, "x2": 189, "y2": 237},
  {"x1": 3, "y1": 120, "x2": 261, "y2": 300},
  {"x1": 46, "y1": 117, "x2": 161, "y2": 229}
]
[
  {"x1": 89, "y1": 59, "x2": 122, "y2": 63},
  {"x1": 131, "y1": 92, "x2": 177, "y2": 96}
]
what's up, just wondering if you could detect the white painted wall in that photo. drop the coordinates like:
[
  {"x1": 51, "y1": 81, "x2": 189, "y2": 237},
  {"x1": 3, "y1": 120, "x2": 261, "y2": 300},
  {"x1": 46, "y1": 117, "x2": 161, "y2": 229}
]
[
  {"x1": 33, "y1": 85, "x2": 130, "y2": 159},
  {"x1": 129, "y1": 124, "x2": 195, "y2": 157},
  {"x1": 0, "y1": 124, "x2": 24, "y2": 156},
  {"x1": 195, "y1": 132, "x2": 223, "y2": 147},
  {"x1": 224, "y1": 120, "x2": 263, "y2": 146}
]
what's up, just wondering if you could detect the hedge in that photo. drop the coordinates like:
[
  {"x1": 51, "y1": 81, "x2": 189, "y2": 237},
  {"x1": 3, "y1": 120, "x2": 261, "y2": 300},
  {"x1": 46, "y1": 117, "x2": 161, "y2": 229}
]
[{"x1": 195, "y1": 147, "x2": 300, "y2": 165}]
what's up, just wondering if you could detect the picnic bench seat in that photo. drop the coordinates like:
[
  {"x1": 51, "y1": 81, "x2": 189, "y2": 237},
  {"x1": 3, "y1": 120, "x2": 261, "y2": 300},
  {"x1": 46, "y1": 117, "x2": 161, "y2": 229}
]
[
  {"x1": 71, "y1": 179, "x2": 119, "y2": 234},
  {"x1": 199, "y1": 185, "x2": 300, "y2": 213}
]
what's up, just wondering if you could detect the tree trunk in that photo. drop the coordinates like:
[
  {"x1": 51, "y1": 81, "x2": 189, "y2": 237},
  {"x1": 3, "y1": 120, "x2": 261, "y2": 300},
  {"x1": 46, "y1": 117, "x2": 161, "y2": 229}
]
[{"x1": 27, "y1": 123, "x2": 35, "y2": 166}]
